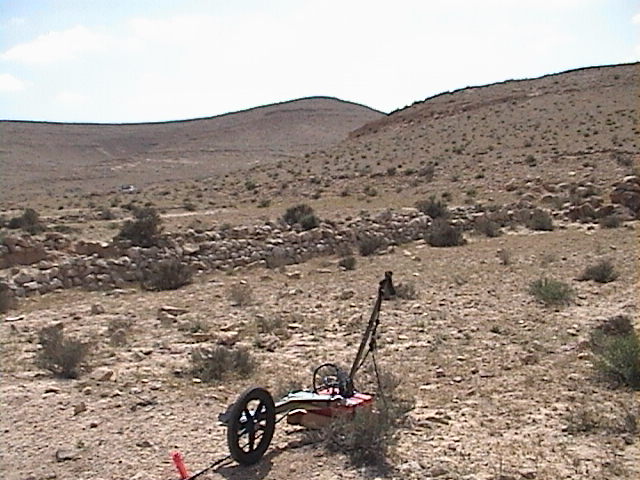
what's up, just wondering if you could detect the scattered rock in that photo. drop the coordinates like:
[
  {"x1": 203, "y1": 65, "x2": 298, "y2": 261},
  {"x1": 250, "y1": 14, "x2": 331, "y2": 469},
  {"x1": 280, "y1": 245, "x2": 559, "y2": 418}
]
[
  {"x1": 55, "y1": 448, "x2": 79, "y2": 462},
  {"x1": 159, "y1": 305, "x2": 188, "y2": 316},
  {"x1": 73, "y1": 402, "x2": 87, "y2": 416},
  {"x1": 91, "y1": 303, "x2": 105, "y2": 315}
]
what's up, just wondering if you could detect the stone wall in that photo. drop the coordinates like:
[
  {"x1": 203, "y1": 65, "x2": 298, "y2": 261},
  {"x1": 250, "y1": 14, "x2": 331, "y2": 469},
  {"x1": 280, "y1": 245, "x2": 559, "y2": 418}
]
[{"x1": 1, "y1": 209, "x2": 430, "y2": 298}]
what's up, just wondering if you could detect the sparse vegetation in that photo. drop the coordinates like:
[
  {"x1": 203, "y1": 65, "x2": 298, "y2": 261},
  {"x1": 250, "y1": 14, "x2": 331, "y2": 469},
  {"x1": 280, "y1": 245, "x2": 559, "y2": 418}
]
[
  {"x1": 415, "y1": 195, "x2": 449, "y2": 219},
  {"x1": 526, "y1": 209, "x2": 554, "y2": 231},
  {"x1": 0, "y1": 283, "x2": 15, "y2": 313},
  {"x1": 497, "y1": 248, "x2": 512, "y2": 266},
  {"x1": 190, "y1": 345, "x2": 255, "y2": 382},
  {"x1": 338, "y1": 255, "x2": 357, "y2": 270},
  {"x1": 255, "y1": 315, "x2": 290, "y2": 339},
  {"x1": 358, "y1": 236, "x2": 387, "y2": 256},
  {"x1": 474, "y1": 215, "x2": 501, "y2": 237},
  {"x1": 115, "y1": 206, "x2": 163, "y2": 247},
  {"x1": 143, "y1": 258, "x2": 192, "y2": 291},
  {"x1": 529, "y1": 277, "x2": 573, "y2": 306},
  {"x1": 7, "y1": 208, "x2": 44, "y2": 234},
  {"x1": 599, "y1": 214, "x2": 621, "y2": 229},
  {"x1": 106, "y1": 317, "x2": 134, "y2": 347},
  {"x1": 36, "y1": 324, "x2": 90, "y2": 379},
  {"x1": 394, "y1": 281, "x2": 417, "y2": 300},
  {"x1": 578, "y1": 259, "x2": 618, "y2": 283},
  {"x1": 316, "y1": 370, "x2": 413, "y2": 469},
  {"x1": 228, "y1": 282, "x2": 253, "y2": 306},
  {"x1": 590, "y1": 316, "x2": 640, "y2": 390},
  {"x1": 282, "y1": 204, "x2": 319, "y2": 231},
  {"x1": 425, "y1": 218, "x2": 466, "y2": 247}
]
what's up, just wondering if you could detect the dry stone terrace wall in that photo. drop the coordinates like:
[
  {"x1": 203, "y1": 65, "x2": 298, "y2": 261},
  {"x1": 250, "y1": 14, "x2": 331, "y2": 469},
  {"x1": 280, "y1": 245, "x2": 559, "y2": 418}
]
[{"x1": 1, "y1": 210, "x2": 430, "y2": 298}]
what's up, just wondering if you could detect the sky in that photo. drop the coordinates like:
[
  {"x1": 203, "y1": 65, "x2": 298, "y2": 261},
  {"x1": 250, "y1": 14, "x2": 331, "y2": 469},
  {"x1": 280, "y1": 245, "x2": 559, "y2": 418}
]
[{"x1": 0, "y1": 0, "x2": 638, "y2": 123}]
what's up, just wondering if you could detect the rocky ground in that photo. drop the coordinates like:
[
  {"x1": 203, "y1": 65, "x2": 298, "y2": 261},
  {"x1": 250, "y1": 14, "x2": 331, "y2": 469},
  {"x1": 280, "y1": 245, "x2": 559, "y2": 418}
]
[{"x1": 1, "y1": 219, "x2": 638, "y2": 480}]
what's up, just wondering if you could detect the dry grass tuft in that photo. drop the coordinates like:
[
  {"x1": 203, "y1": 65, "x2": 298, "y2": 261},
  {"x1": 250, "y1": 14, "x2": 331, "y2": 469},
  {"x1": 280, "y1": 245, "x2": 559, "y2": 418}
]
[
  {"x1": 37, "y1": 324, "x2": 90, "y2": 379},
  {"x1": 190, "y1": 345, "x2": 255, "y2": 382}
]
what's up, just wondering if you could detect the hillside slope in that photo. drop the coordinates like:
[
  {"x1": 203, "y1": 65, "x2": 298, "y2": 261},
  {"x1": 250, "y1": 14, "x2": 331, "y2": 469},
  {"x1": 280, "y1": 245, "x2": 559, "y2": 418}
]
[
  {"x1": 0, "y1": 97, "x2": 383, "y2": 201},
  {"x1": 255, "y1": 63, "x2": 638, "y2": 210}
]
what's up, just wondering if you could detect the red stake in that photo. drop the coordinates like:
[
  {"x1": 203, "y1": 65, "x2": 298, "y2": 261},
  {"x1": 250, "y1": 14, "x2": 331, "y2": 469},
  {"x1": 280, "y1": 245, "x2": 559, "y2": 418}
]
[{"x1": 172, "y1": 451, "x2": 189, "y2": 480}]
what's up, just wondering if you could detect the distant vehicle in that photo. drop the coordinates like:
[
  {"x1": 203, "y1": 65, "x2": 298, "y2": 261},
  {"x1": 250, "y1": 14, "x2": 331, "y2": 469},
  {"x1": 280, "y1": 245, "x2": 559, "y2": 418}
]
[{"x1": 118, "y1": 184, "x2": 137, "y2": 194}]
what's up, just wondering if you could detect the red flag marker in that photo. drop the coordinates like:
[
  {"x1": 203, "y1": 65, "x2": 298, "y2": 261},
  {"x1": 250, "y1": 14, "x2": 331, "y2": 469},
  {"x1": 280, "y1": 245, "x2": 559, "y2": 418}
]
[{"x1": 172, "y1": 451, "x2": 189, "y2": 480}]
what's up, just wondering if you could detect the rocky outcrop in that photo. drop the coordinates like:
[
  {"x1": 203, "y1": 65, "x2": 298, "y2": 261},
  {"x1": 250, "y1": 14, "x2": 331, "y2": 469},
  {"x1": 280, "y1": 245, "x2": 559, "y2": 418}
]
[{"x1": 610, "y1": 175, "x2": 640, "y2": 218}]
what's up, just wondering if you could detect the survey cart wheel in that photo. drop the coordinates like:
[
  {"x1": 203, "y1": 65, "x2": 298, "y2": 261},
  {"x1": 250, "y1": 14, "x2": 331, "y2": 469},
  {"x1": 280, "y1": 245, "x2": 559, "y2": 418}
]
[{"x1": 226, "y1": 386, "x2": 276, "y2": 465}]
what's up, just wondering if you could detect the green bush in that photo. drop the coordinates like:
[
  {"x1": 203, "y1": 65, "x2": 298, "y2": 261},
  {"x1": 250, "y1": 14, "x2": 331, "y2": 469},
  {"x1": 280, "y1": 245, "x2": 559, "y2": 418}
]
[
  {"x1": 590, "y1": 316, "x2": 640, "y2": 390},
  {"x1": 529, "y1": 277, "x2": 573, "y2": 306},
  {"x1": 115, "y1": 207, "x2": 163, "y2": 247},
  {"x1": 415, "y1": 195, "x2": 449, "y2": 219},
  {"x1": 37, "y1": 324, "x2": 89, "y2": 379},
  {"x1": 282, "y1": 204, "x2": 320, "y2": 231},
  {"x1": 578, "y1": 259, "x2": 618, "y2": 283},
  {"x1": 191, "y1": 345, "x2": 255, "y2": 382},
  {"x1": 426, "y1": 218, "x2": 466, "y2": 247},
  {"x1": 143, "y1": 258, "x2": 192, "y2": 291}
]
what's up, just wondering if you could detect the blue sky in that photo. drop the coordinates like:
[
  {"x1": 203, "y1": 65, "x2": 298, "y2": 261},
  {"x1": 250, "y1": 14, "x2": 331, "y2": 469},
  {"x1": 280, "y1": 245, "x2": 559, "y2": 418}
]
[{"x1": 1, "y1": 0, "x2": 638, "y2": 123}]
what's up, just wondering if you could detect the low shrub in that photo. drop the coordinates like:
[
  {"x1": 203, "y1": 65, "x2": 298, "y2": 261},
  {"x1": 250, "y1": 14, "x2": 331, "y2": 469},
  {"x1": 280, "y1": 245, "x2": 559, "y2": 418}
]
[
  {"x1": 526, "y1": 209, "x2": 554, "y2": 231},
  {"x1": 255, "y1": 315, "x2": 290, "y2": 339},
  {"x1": 425, "y1": 218, "x2": 466, "y2": 247},
  {"x1": 529, "y1": 277, "x2": 573, "y2": 306},
  {"x1": 191, "y1": 345, "x2": 255, "y2": 382},
  {"x1": 282, "y1": 204, "x2": 320, "y2": 231},
  {"x1": 599, "y1": 214, "x2": 622, "y2": 229},
  {"x1": 143, "y1": 258, "x2": 192, "y2": 291},
  {"x1": 37, "y1": 324, "x2": 90, "y2": 379},
  {"x1": 394, "y1": 281, "x2": 417, "y2": 300},
  {"x1": 590, "y1": 316, "x2": 640, "y2": 390},
  {"x1": 497, "y1": 248, "x2": 512, "y2": 266},
  {"x1": 115, "y1": 207, "x2": 163, "y2": 247},
  {"x1": 228, "y1": 282, "x2": 253, "y2": 306},
  {"x1": 358, "y1": 236, "x2": 387, "y2": 256},
  {"x1": 474, "y1": 215, "x2": 502, "y2": 237},
  {"x1": 415, "y1": 195, "x2": 449, "y2": 219},
  {"x1": 0, "y1": 283, "x2": 15, "y2": 313},
  {"x1": 7, "y1": 208, "x2": 44, "y2": 234},
  {"x1": 107, "y1": 317, "x2": 134, "y2": 346},
  {"x1": 338, "y1": 255, "x2": 357, "y2": 270},
  {"x1": 316, "y1": 369, "x2": 413, "y2": 469},
  {"x1": 578, "y1": 259, "x2": 618, "y2": 283}
]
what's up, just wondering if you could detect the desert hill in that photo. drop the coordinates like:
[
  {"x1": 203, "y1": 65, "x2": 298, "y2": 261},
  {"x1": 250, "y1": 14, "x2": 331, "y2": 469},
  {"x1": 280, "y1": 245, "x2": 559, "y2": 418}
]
[
  {"x1": 239, "y1": 62, "x2": 637, "y2": 212},
  {"x1": 0, "y1": 96, "x2": 383, "y2": 202}
]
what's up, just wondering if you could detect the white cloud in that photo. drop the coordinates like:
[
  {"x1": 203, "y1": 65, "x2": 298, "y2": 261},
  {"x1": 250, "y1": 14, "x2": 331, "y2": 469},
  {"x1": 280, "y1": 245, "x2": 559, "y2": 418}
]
[
  {"x1": 8, "y1": 17, "x2": 26, "y2": 27},
  {"x1": 0, "y1": 73, "x2": 25, "y2": 92},
  {"x1": 54, "y1": 90, "x2": 87, "y2": 106},
  {"x1": 1, "y1": 25, "x2": 111, "y2": 64},
  {"x1": 633, "y1": 12, "x2": 640, "y2": 24}
]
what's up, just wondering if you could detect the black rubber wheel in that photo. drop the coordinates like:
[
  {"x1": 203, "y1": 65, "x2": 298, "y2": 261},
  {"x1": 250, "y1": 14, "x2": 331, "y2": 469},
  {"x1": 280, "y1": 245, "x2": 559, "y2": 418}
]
[
  {"x1": 226, "y1": 387, "x2": 276, "y2": 465},
  {"x1": 313, "y1": 363, "x2": 353, "y2": 397}
]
